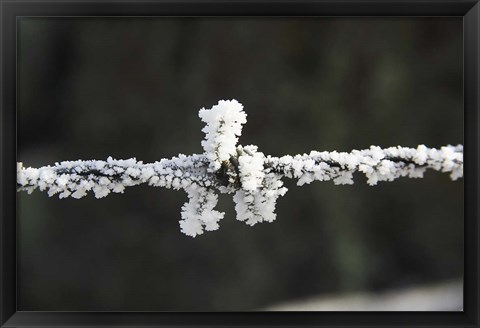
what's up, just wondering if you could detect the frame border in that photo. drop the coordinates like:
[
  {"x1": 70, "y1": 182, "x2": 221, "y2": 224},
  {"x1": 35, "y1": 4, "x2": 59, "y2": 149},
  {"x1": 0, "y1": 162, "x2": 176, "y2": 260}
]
[{"x1": 1, "y1": 1, "x2": 478, "y2": 327}]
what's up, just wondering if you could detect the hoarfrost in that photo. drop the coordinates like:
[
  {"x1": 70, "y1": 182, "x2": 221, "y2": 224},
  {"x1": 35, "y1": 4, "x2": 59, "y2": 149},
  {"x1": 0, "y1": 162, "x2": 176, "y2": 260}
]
[{"x1": 17, "y1": 100, "x2": 463, "y2": 237}]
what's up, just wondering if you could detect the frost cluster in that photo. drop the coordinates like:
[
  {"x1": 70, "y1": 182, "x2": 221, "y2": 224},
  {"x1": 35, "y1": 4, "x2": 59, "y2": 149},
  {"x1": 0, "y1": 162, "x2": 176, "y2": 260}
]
[
  {"x1": 233, "y1": 145, "x2": 288, "y2": 226},
  {"x1": 179, "y1": 185, "x2": 224, "y2": 237},
  {"x1": 199, "y1": 99, "x2": 247, "y2": 172},
  {"x1": 17, "y1": 99, "x2": 463, "y2": 237}
]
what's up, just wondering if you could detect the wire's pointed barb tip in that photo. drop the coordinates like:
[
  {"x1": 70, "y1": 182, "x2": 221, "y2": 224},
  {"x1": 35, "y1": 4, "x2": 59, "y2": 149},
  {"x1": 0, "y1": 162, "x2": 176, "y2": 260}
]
[{"x1": 199, "y1": 99, "x2": 247, "y2": 172}]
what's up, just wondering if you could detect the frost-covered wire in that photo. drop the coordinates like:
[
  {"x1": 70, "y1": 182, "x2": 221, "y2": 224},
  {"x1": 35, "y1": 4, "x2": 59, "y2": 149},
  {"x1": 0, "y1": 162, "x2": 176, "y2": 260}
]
[
  {"x1": 17, "y1": 100, "x2": 463, "y2": 237},
  {"x1": 264, "y1": 144, "x2": 463, "y2": 186}
]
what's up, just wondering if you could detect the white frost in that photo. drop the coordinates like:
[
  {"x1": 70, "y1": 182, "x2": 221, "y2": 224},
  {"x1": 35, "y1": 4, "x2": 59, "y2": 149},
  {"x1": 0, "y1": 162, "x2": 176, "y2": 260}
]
[
  {"x1": 17, "y1": 100, "x2": 463, "y2": 237},
  {"x1": 199, "y1": 99, "x2": 247, "y2": 172}
]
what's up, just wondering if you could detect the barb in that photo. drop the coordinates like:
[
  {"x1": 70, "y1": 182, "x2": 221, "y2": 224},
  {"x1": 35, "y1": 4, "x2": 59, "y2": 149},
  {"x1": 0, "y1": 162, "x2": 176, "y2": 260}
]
[{"x1": 17, "y1": 100, "x2": 463, "y2": 237}]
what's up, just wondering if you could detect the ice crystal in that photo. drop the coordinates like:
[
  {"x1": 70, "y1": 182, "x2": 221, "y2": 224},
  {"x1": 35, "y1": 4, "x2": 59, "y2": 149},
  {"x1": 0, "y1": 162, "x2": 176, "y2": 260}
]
[{"x1": 17, "y1": 100, "x2": 463, "y2": 237}]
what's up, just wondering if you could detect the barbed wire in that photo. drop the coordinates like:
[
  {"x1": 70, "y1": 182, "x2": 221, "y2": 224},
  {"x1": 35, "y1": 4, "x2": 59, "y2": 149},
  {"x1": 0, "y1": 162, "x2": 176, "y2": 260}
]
[{"x1": 17, "y1": 100, "x2": 463, "y2": 237}]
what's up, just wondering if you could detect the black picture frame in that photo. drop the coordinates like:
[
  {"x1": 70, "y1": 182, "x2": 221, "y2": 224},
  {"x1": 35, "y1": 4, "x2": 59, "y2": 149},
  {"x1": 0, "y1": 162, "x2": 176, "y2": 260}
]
[{"x1": 1, "y1": 0, "x2": 478, "y2": 327}]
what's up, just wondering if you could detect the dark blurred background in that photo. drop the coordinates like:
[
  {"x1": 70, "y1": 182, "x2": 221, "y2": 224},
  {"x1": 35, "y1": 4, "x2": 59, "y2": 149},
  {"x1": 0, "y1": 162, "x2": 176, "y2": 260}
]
[{"x1": 17, "y1": 17, "x2": 463, "y2": 311}]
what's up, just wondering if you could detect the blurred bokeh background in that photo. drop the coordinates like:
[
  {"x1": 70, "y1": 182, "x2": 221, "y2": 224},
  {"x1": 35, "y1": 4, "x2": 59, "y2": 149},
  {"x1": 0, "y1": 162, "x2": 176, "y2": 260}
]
[{"x1": 17, "y1": 17, "x2": 463, "y2": 311}]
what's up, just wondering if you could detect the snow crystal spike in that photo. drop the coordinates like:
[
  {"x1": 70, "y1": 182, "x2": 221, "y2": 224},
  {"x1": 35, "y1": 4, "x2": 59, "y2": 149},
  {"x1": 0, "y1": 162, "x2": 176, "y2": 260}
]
[{"x1": 17, "y1": 100, "x2": 463, "y2": 237}]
